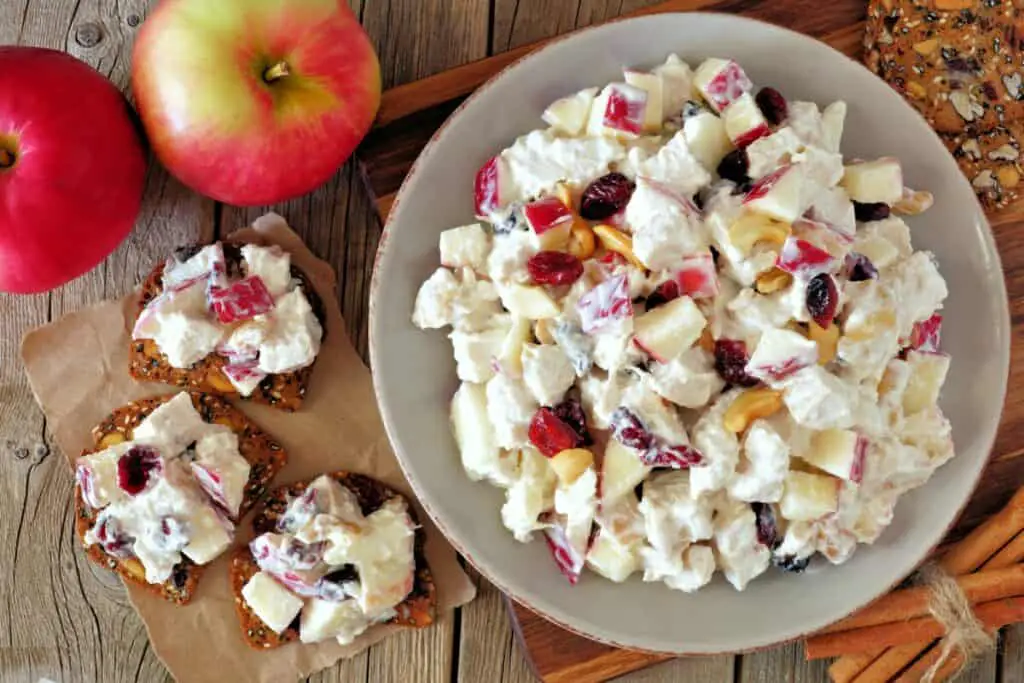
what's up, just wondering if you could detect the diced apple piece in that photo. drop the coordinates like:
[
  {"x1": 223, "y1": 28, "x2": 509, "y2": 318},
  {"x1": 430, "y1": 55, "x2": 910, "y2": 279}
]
[
  {"x1": 495, "y1": 316, "x2": 532, "y2": 377},
  {"x1": 723, "y1": 92, "x2": 770, "y2": 149},
  {"x1": 577, "y1": 274, "x2": 633, "y2": 334},
  {"x1": 450, "y1": 326, "x2": 508, "y2": 383},
  {"x1": 439, "y1": 223, "x2": 490, "y2": 271},
  {"x1": 633, "y1": 295, "x2": 707, "y2": 363},
  {"x1": 523, "y1": 196, "x2": 573, "y2": 250},
  {"x1": 743, "y1": 164, "x2": 805, "y2": 224},
  {"x1": 652, "y1": 54, "x2": 693, "y2": 120},
  {"x1": 693, "y1": 58, "x2": 753, "y2": 113},
  {"x1": 594, "y1": 82, "x2": 648, "y2": 137},
  {"x1": 776, "y1": 236, "x2": 836, "y2": 278},
  {"x1": 181, "y1": 504, "x2": 234, "y2": 565},
  {"x1": 499, "y1": 284, "x2": 560, "y2": 319},
  {"x1": 780, "y1": 470, "x2": 840, "y2": 521},
  {"x1": 601, "y1": 439, "x2": 652, "y2": 502},
  {"x1": 800, "y1": 429, "x2": 868, "y2": 483},
  {"x1": 451, "y1": 382, "x2": 502, "y2": 483},
  {"x1": 841, "y1": 158, "x2": 903, "y2": 205},
  {"x1": 624, "y1": 69, "x2": 664, "y2": 133},
  {"x1": 854, "y1": 234, "x2": 900, "y2": 270},
  {"x1": 543, "y1": 517, "x2": 587, "y2": 584},
  {"x1": 299, "y1": 598, "x2": 370, "y2": 645},
  {"x1": 242, "y1": 571, "x2": 305, "y2": 635},
  {"x1": 902, "y1": 351, "x2": 950, "y2": 414},
  {"x1": 820, "y1": 101, "x2": 846, "y2": 153},
  {"x1": 586, "y1": 531, "x2": 641, "y2": 583},
  {"x1": 745, "y1": 328, "x2": 819, "y2": 382},
  {"x1": 683, "y1": 111, "x2": 734, "y2": 171},
  {"x1": 542, "y1": 87, "x2": 599, "y2": 135},
  {"x1": 474, "y1": 155, "x2": 515, "y2": 217},
  {"x1": 674, "y1": 253, "x2": 719, "y2": 299},
  {"x1": 550, "y1": 448, "x2": 595, "y2": 486},
  {"x1": 907, "y1": 314, "x2": 942, "y2": 353}
]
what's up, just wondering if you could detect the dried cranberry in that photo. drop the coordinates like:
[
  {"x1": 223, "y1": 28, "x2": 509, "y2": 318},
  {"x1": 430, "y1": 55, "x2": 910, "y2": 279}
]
[
  {"x1": 806, "y1": 273, "x2": 839, "y2": 328},
  {"x1": 643, "y1": 445, "x2": 704, "y2": 469},
  {"x1": 751, "y1": 503, "x2": 778, "y2": 548},
  {"x1": 755, "y1": 87, "x2": 788, "y2": 125},
  {"x1": 846, "y1": 252, "x2": 879, "y2": 281},
  {"x1": 116, "y1": 446, "x2": 162, "y2": 496},
  {"x1": 527, "y1": 251, "x2": 584, "y2": 286},
  {"x1": 716, "y1": 149, "x2": 750, "y2": 184},
  {"x1": 773, "y1": 554, "x2": 811, "y2": 573},
  {"x1": 609, "y1": 407, "x2": 655, "y2": 452},
  {"x1": 551, "y1": 399, "x2": 593, "y2": 446},
  {"x1": 645, "y1": 279, "x2": 681, "y2": 310},
  {"x1": 853, "y1": 201, "x2": 891, "y2": 222},
  {"x1": 714, "y1": 339, "x2": 759, "y2": 387},
  {"x1": 579, "y1": 173, "x2": 635, "y2": 220},
  {"x1": 528, "y1": 407, "x2": 581, "y2": 457}
]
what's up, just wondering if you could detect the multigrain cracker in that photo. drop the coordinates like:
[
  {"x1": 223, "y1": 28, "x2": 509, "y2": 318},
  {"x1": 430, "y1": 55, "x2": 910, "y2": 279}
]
[
  {"x1": 230, "y1": 472, "x2": 436, "y2": 650},
  {"x1": 74, "y1": 392, "x2": 288, "y2": 604},
  {"x1": 129, "y1": 243, "x2": 326, "y2": 412},
  {"x1": 866, "y1": 0, "x2": 1022, "y2": 133}
]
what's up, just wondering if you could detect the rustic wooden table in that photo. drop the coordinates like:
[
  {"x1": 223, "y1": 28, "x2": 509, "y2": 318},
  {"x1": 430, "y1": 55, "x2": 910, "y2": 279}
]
[{"x1": 1, "y1": 1, "x2": 1022, "y2": 682}]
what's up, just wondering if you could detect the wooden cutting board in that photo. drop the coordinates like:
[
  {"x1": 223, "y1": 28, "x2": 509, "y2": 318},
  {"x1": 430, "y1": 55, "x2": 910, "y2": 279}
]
[{"x1": 354, "y1": 1, "x2": 1024, "y2": 680}]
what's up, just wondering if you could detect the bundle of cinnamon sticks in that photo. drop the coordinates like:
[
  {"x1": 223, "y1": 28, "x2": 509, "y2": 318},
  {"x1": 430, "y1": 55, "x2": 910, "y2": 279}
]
[{"x1": 803, "y1": 487, "x2": 1024, "y2": 682}]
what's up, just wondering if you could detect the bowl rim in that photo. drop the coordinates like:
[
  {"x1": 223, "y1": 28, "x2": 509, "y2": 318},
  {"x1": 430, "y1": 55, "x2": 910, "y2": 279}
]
[{"x1": 368, "y1": 10, "x2": 1010, "y2": 654}]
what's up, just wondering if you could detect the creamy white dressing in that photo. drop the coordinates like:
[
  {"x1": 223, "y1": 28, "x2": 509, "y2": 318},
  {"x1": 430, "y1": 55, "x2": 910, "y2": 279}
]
[
  {"x1": 411, "y1": 53, "x2": 953, "y2": 592},
  {"x1": 134, "y1": 243, "x2": 323, "y2": 395}
]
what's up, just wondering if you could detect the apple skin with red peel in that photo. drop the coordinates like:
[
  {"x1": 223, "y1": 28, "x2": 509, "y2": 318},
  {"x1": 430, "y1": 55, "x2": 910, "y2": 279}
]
[
  {"x1": 0, "y1": 47, "x2": 146, "y2": 294},
  {"x1": 132, "y1": 0, "x2": 381, "y2": 207}
]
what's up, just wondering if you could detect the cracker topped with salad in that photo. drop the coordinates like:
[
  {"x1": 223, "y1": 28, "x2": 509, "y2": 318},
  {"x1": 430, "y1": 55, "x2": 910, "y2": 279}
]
[
  {"x1": 74, "y1": 391, "x2": 288, "y2": 604},
  {"x1": 130, "y1": 241, "x2": 325, "y2": 411},
  {"x1": 229, "y1": 472, "x2": 436, "y2": 649}
]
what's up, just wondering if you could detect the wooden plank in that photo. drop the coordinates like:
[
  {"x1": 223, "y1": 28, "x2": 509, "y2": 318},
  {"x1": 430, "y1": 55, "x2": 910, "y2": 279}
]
[
  {"x1": 457, "y1": 567, "x2": 537, "y2": 683},
  {"x1": 0, "y1": 1, "x2": 206, "y2": 682},
  {"x1": 738, "y1": 643, "x2": 836, "y2": 683},
  {"x1": 1002, "y1": 624, "x2": 1024, "y2": 682},
  {"x1": 612, "y1": 655, "x2": 733, "y2": 682}
]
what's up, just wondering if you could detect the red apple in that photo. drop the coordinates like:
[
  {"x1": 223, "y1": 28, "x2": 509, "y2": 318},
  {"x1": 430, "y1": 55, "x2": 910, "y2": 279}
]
[
  {"x1": 132, "y1": 0, "x2": 381, "y2": 206},
  {"x1": 0, "y1": 47, "x2": 145, "y2": 294},
  {"x1": 523, "y1": 196, "x2": 573, "y2": 249}
]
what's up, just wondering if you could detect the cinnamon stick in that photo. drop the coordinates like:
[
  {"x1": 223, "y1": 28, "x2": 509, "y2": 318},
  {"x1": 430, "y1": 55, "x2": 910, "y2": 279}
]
[
  {"x1": 806, "y1": 597, "x2": 1024, "y2": 660},
  {"x1": 829, "y1": 653, "x2": 878, "y2": 683},
  {"x1": 893, "y1": 643, "x2": 964, "y2": 683},
  {"x1": 827, "y1": 488, "x2": 1024, "y2": 681},
  {"x1": 816, "y1": 564, "x2": 1024, "y2": 635},
  {"x1": 985, "y1": 530, "x2": 1024, "y2": 570},
  {"x1": 885, "y1": 538, "x2": 1024, "y2": 683}
]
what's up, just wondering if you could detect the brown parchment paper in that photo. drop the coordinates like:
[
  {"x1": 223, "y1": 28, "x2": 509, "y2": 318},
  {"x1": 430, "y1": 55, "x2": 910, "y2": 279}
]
[{"x1": 19, "y1": 213, "x2": 476, "y2": 683}]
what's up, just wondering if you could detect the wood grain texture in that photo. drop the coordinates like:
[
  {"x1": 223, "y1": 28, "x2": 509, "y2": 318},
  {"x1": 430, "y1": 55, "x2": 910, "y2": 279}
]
[
  {"x1": 359, "y1": 1, "x2": 1023, "y2": 681},
  {"x1": 0, "y1": 0, "x2": 1019, "y2": 682}
]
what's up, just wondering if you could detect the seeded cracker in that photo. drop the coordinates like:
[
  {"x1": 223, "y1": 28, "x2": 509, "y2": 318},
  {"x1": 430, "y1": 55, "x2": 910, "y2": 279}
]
[
  {"x1": 129, "y1": 243, "x2": 326, "y2": 412},
  {"x1": 944, "y1": 122, "x2": 1024, "y2": 207},
  {"x1": 74, "y1": 392, "x2": 288, "y2": 605},
  {"x1": 229, "y1": 472, "x2": 436, "y2": 650}
]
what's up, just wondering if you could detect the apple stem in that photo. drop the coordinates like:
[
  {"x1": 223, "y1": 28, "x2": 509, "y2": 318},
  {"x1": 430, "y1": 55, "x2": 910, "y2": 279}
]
[
  {"x1": 0, "y1": 148, "x2": 13, "y2": 170},
  {"x1": 263, "y1": 61, "x2": 290, "y2": 83}
]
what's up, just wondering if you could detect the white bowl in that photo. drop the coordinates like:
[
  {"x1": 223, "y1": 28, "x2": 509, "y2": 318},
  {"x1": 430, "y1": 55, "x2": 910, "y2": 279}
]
[{"x1": 370, "y1": 12, "x2": 1010, "y2": 653}]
